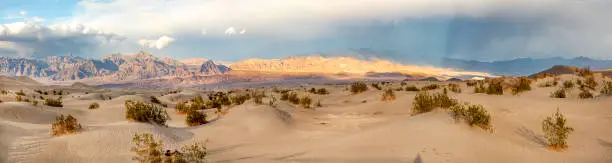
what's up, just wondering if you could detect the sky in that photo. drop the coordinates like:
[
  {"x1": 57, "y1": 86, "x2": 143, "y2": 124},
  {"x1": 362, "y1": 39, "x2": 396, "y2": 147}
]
[{"x1": 1, "y1": 0, "x2": 612, "y2": 65}]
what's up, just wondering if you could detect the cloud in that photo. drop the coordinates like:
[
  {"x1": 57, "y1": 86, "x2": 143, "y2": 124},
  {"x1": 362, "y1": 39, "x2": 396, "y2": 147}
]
[
  {"x1": 224, "y1": 27, "x2": 236, "y2": 35},
  {"x1": 201, "y1": 28, "x2": 207, "y2": 35},
  {"x1": 138, "y1": 35, "x2": 175, "y2": 49},
  {"x1": 19, "y1": 10, "x2": 27, "y2": 16},
  {"x1": 0, "y1": 22, "x2": 125, "y2": 57},
  {"x1": 239, "y1": 29, "x2": 246, "y2": 34}
]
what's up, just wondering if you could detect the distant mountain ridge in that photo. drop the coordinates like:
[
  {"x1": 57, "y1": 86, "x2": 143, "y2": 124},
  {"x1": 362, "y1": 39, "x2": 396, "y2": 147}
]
[
  {"x1": 441, "y1": 56, "x2": 612, "y2": 76},
  {"x1": 0, "y1": 51, "x2": 228, "y2": 81}
]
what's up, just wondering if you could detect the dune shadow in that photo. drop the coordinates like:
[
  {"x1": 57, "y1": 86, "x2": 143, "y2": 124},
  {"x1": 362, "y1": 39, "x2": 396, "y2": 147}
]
[
  {"x1": 208, "y1": 144, "x2": 248, "y2": 155},
  {"x1": 216, "y1": 154, "x2": 266, "y2": 163},
  {"x1": 413, "y1": 153, "x2": 422, "y2": 163},
  {"x1": 598, "y1": 139, "x2": 612, "y2": 148},
  {"x1": 515, "y1": 126, "x2": 547, "y2": 146},
  {"x1": 273, "y1": 151, "x2": 307, "y2": 161}
]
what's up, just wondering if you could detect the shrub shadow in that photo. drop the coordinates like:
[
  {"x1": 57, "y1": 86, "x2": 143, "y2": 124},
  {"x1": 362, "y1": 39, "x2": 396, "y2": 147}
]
[
  {"x1": 598, "y1": 139, "x2": 612, "y2": 148},
  {"x1": 515, "y1": 126, "x2": 547, "y2": 146}
]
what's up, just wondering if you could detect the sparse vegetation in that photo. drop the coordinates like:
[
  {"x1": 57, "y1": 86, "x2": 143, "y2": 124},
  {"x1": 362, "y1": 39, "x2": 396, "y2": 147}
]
[
  {"x1": 550, "y1": 88, "x2": 567, "y2": 98},
  {"x1": 15, "y1": 95, "x2": 23, "y2": 102},
  {"x1": 486, "y1": 79, "x2": 504, "y2": 95},
  {"x1": 371, "y1": 83, "x2": 382, "y2": 90},
  {"x1": 381, "y1": 89, "x2": 396, "y2": 101},
  {"x1": 31, "y1": 100, "x2": 38, "y2": 106},
  {"x1": 405, "y1": 85, "x2": 419, "y2": 91},
  {"x1": 51, "y1": 114, "x2": 82, "y2": 136},
  {"x1": 16, "y1": 90, "x2": 25, "y2": 96},
  {"x1": 251, "y1": 91, "x2": 265, "y2": 104},
  {"x1": 447, "y1": 83, "x2": 462, "y2": 93},
  {"x1": 562, "y1": 80, "x2": 574, "y2": 89},
  {"x1": 149, "y1": 96, "x2": 167, "y2": 107},
  {"x1": 466, "y1": 80, "x2": 478, "y2": 87},
  {"x1": 299, "y1": 96, "x2": 312, "y2": 108},
  {"x1": 44, "y1": 97, "x2": 63, "y2": 107},
  {"x1": 1, "y1": 89, "x2": 7, "y2": 95},
  {"x1": 542, "y1": 109, "x2": 574, "y2": 150},
  {"x1": 131, "y1": 133, "x2": 207, "y2": 163},
  {"x1": 315, "y1": 100, "x2": 322, "y2": 107},
  {"x1": 230, "y1": 93, "x2": 250, "y2": 105},
  {"x1": 421, "y1": 84, "x2": 439, "y2": 91},
  {"x1": 511, "y1": 77, "x2": 531, "y2": 95},
  {"x1": 88, "y1": 102, "x2": 100, "y2": 109},
  {"x1": 600, "y1": 81, "x2": 612, "y2": 96},
  {"x1": 449, "y1": 103, "x2": 492, "y2": 130},
  {"x1": 577, "y1": 67, "x2": 593, "y2": 77},
  {"x1": 125, "y1": 100, "x2": 170, "y2": 126},
  {"x1": 186, "y1": 110, "x2": 207, "y2": 126},
  {"x1": 583, "y1": 76, "x2": 597, "y2": 91},
  {"x1": 412, "y1": 91, "x2": 457, "y2": 114},
  {"x1": 578, "y1": 89, "x2": 593, "y2": 99},
  {"x1": 350, "y1": 82, "x2": 368, "y2": 94}
]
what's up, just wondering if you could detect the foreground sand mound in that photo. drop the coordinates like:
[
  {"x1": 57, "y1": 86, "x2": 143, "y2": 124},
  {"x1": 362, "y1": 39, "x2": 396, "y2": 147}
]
[
  {"x1": 194, "y1": 104, "x2": 293, "y2": 138},
  {"x1": 0, "y1": 102, "x2": 58, "y2": 124}
]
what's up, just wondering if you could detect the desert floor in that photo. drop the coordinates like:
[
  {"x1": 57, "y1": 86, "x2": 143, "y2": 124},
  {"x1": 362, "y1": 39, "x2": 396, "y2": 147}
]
[{"x1": 1, "y1": 76, "x2": 611, "y2": 163}]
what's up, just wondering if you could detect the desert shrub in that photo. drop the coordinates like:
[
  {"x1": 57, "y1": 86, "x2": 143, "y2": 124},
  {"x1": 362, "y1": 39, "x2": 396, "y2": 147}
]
[
  {"x1": 474, "y1": 81, "x2": 486, "y2": 93},
  {"x1": 180, "y1": 141, "x2": 207, "y2": 163},
  {"x1": 447, "y1": 83, "x2": 462, "y2": 93},
  {"x1": 230, "y1": 94, "x2": 250, "y2": 105},
  {"x1": 268, "y1": 96, "x2": 277, "y2": 108},
  {"x1": 401, "y1": 82, "x2": 407, "y2": 86},
  {"x1": 577, "y1": 67, "x2": 593, "y2": 77},
  {"x1": 31, "y1": 100, "x2": 38, "y2": 106},
  {"x1": 191, "y1": 96, "x2": 205, "y2": 104},
  {"x1": 51, "y1": 114, "x2": 82, "y2": 136},
  {"x1": 421, "y1": 84, "x2": 439, "y2": 91},
  {"x1": 371, "y1": 83, "x2": 382, "y2": 90},
  {"x1": 15, "y1": 96, "x2": 23, "y2": 102},
  {"x1": 434, "y1": 92, "x2": 458, "y2": 108},
  {"x1": 486, "y1": 79, "x2": 504, "y2": 95},
  {"x1": 34, "y1": 89, "x2": 43, "y2": 94},
  {"x1": 583, "y1": 76, "x2": 597, "y2": 90},
  {"x1": 150, "y1": 96, "x2": 167, "y2": 107},
  {"x1": 550, "y1": 88, "x2": 567, "y2": 98},
  {"x1": 350, "y1": 82, "x2": 368, "y2": 94},
  {"x1": 464, "y1": 105, "x2": 492, "y2": 130},
  {"x1": 600, "y1": 81, "x2": 612, "y2": 96},
  {"x1": 299, "y1": 96, "x2": 312, "y2": 108},
  {"x1": 131, "y1": 133, "x2": 164, "y2": 163},
  {"x1": 315, "y1": 100, "x2": 322, "y2": 107},
  {"x1": 207, "y1": 92, "x2": 231, "y2": 106},
  {"x1": 280, "y1": 91, "x2": 290, "y2": 101},
  {"x1": 251, "y1": 91, "x2": 265, "y2": 104},
  {"x1": 381, "y1": 89, "x2": 396, "y2": 101},
  {"x1": 466, "y1": 80, "x2": 478, "y2": 87},
  {"x1": 511, "y1": 77, "x2": 531, "y2": 95},
  {"x1": 288, "y1": 92, "x2": 300, "y2": 104},
  {"x1": 23, "y1": 98, "x2": 31, "y2": 102},
  {"x1": 413, "y1": 91, "x2": 436, "y2": 114},
  {"x1": 562, "y1": 80, "x2": 574, "y2": 89},
  {"x1": 175, "y1": 101, "x2": 190, "y2": 114},
  {"x1": 88, "y1": 102, "x2": 100, "y2": 109},
  {"x1": 578, "y1": 89, "x2": 593, "y2": 99},
  {"x1": 125, "y1": 100, "x2": 170, "y2": 126},
  {"x1": 405, "y1": 86, "x2": 419, "y2": 91},
  {"x1": 186, "y1": 110, "x2": 207, "y2": 126},
  {"x1": 44, "y1": 98, "x2": 63, "y2": 107},
  {"x1": 16, "y1": 90, "x2": 25, "y2": 96},
  {"x1": 542, "y1": 109, "x2": 574, "y2": 150},
  {"x1": 316, "y1": 88, "x2": 329, "y2": 95},
  {"x1": 308, "y1": 88, "x2": 316, "y2": 94}
]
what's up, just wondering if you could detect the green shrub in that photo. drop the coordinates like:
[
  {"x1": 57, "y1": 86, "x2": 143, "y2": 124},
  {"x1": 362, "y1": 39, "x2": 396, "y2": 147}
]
[
  {"x1": 550, "y1": 88, "x2": 567, "y2": 98},
  {"x1": 280, "y1": 91, "x2": 290, "y2": 101},
  {"x1": 421, "y1": 84, "x2": 439, "y2": 91},
  {"x1": 542, "y1": 109, "x2": 574, "y2": 150},
  {"x1": 316, "y1": 88, "x2": 329, "y2": 95},
  {"x1": 15, "y1": 96, "x2": 23, "y2": 102},
  {"x1": 299, "y1": 96, "x2": 312, "y2": 108},
  {"x1": 175, "y1": 101, "x2": 190, "y2": 114},
  {"x1": 131, "y1": 133, "x2": 164, "y2": 163},
  {"x1": 88, "y1": 102, "x2": 100, "y2": 109},
  {"x1": 230, "y1": 94, "x2": 250, "y2": 105},
  {"x1": 578, "y1": 89, "x2": 593, "y2": 99},
  {"x1": 125, "y1": 100, "x2": 170, "y2": 126},
  {"x1": 474, "y1": 81, "x2": 486, "y2": 93},
  {"x1": 405, "y1": 86, "x2": 419, "y2": 91},
  {"x1": 584, "y1": 76, "x2": 597, "y2": 90},
  {"x1": 486, "y1": 79, "x2": 504, "y2": 95},
  {"x1": 600, "y1": 81, "x2": 612, "y2": 96},
  {"x1": 412, "y1": 91, "x2": 436, "y2": 114},
  {"x1": 288, "y1": 92, "x2": 300, "y2": 104},
  {"x1": 464, "y1": 105, "x2": 492, "y2": 130},
  {"x1": 44, "y1": 98, "x2": 63, "y2": 107},
  {"x1": 371, "y1": 83, "x2": 382, "y2": 90},
  {"x1": 350, "y1": 82, "x2": 368, "y2": 94},
  {"x1": 380, "y1": 89, "x2": 396, "y2": 101},
  {"x1": 16, "y1": 90, "x2": 25, "y2": 96},
  {"x1": 180, "y1": 141, "x2": 207, "y2": 163},
  {"x1": 31, "y1": 100, "x2": 38, "y2": 106},
  {"x1": 511, "y1": 77, "x2": 531, "y2": 95},
  {"x1": 186, "y1": 110, "x2": 207, "y2": 126},
  {"x1": 251, "y1": 91, "x2": 265, "y2": 104},
  {"x1": 1, "y1": 89, "x2": 7, "y2": 95},
  {"x1": 434, "y1": 91, "x2": 458, "y2": 108},
  {"x1": 466, "y1": 80, "x2": 478, "y2": 87},
  {"x1": 51, "y1": 114, "x2": 82, "y2": 136},
  {"x1": 577, "y1": 67, "x2": 593, "y2": 77},
  {"x1": 562, "y1": 80, "x2": 574, "y2": 89}
]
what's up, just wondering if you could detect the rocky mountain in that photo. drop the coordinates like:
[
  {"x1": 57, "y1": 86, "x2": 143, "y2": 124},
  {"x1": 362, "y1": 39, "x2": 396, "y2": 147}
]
[
  {"x1": 0, "y1": 51, "x2": 227, "y2": 81},
  {"x1": 441, "y1": 57, "x2": 612, "y2": 76}
]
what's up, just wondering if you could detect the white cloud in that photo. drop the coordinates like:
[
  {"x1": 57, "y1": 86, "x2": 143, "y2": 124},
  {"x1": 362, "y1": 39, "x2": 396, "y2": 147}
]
[
  {"x1": 239, "y1": 29, "x2": 246, "y2": 34},
  {"x1": 224, "y1": 27, "x2": 236, "y2": 35},
  {"x1": 19, "y1": 10, "x2": 27, "y2": 16},
  {"x1": 138, "y1": 35, "x2": 175, "y2": 49},
  {"x1": 201, "y1": 28, "x2": 207, "y2": 35}
]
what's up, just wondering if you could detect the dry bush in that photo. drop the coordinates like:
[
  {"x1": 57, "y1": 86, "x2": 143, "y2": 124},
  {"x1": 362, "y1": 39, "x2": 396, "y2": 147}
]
[
  {"x1": 1, "y1": 89, "x2": 7, "y2": 95},
  {"x1": 486, "y1": 79, "x2": 504, "y2": 95},
  {"x1": 511, "y1": 77, "x2": 532, "y2": 95},
  {"x1": 316, "y1": 88, "x2": 329, "y2": 95},
  {"x1": 149, "y1": 96, "x2": 167, "y2": 107},
  {"x1": 230, "y1": 94, "x2": 250, "y2": 105},
  {"x1": 251, "y1": 91, "x2": 265, "y2": 104},
  {"x1": 44, "y1": 97, "x2": 63, "y2": 107},
  {"x1": 412, "y1": 91, "x2": 457, "y2": 114},
  {"x1": 15, "y1": 90, "x2": 26, "y2": 96},
  {"x1": 15, "y1": 95, "x2": 23, "y2": 102},
  {"x1": 186, "y1": 110, "x2": 207, "y2": 126},
  {"x1": 542, "y1": 109, "x2": 574, "y2": 150},
  {"x1": 131, "y1": 133, "x2": 164, "y2": 163},
  {"x1": 51, "y1": 114, "x2": 82, "y2": 136},
  {"x1": 421, "y1": 84, "x2": 439, "y2": 91},
  {"x1": 175, "y1": 101, "x2": 189, "y2": 114},
  {"x1": 583, "y1": 76, "x2": 597, "y2": 91},
  {"x1": 401, "y1": 82, "x2": 407, "y2": 86},
  {"x1": 466, "y1": 80, "x2": 478, "y2": 87},
  {"x1": 350, "y1": 82, "x2": 368, "y2": 94},
  {"x1": 600, "y1": 81, "x2": 612, "y2": 96},
  {"x1": 405, "y1": 86, "x2": 419, "y2": 91},
  {"x1": 449, "y1": 103, "x2": 492, "y2": 130},
  {"x1": 381, "y1": 89, "x2": 396, "y2": 101},
  {"x1": 371, "y1": 83, "x2": 382, "y2": 90},
  {"x1": 180, "y1": 141, "x2": 207, "y2": 163},
  {"x1": 31, "y1": 100, "x2": 38, "y2": 106},
  {"x1": 435, "y1": 91, "x2": 458, "y2": 108},
  {"x1": 34, "y1": 89, "x2": 43, "y2": 94},
  {"x1": 315, "y1": 100, "x2": 322, "y2": 107},
  {"x1": 299, "y1": 96, "x2": 312, "y2": 108},
  {"x1": 447, "y1": 83, "x2": 462, "y2": 93},
  {"x1": 577, "y1": 67, "x2": 593, "y2": 77},
  {"x1": 578, "y1": 89, "x2": 593, "y2": 99},
  {"x1": 88, "y1": 102, "x2": 100, "y2": 109},
  {"x1": 562, "y1": 80, "x2": 574, "y2": 89},
  {"x1": 474, "y1": 81, "x2": 486, "y2": 93},
  {"x1": 125, "y1": 100, "x2": 170, "y2": 126},
  {"x1": 550, "y1": 88, "x2": 567, "y2": 98}
]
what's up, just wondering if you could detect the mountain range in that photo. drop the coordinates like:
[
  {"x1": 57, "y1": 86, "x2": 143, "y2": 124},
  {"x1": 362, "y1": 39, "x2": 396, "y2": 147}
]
[{"x1": 441, "y1": 57, "x2": 612, "y2": 76}]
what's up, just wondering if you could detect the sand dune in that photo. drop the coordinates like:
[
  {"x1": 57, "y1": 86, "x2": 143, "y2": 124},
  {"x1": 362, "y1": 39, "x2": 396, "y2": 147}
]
[{"x1": 0, "y1": 75, "x2": 611, "y2": 163}]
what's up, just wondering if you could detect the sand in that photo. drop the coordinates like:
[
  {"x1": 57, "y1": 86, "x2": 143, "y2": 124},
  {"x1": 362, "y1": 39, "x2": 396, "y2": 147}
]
[{"x1": 0, "y1": 75, "x2": 611, "y2": 163}]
